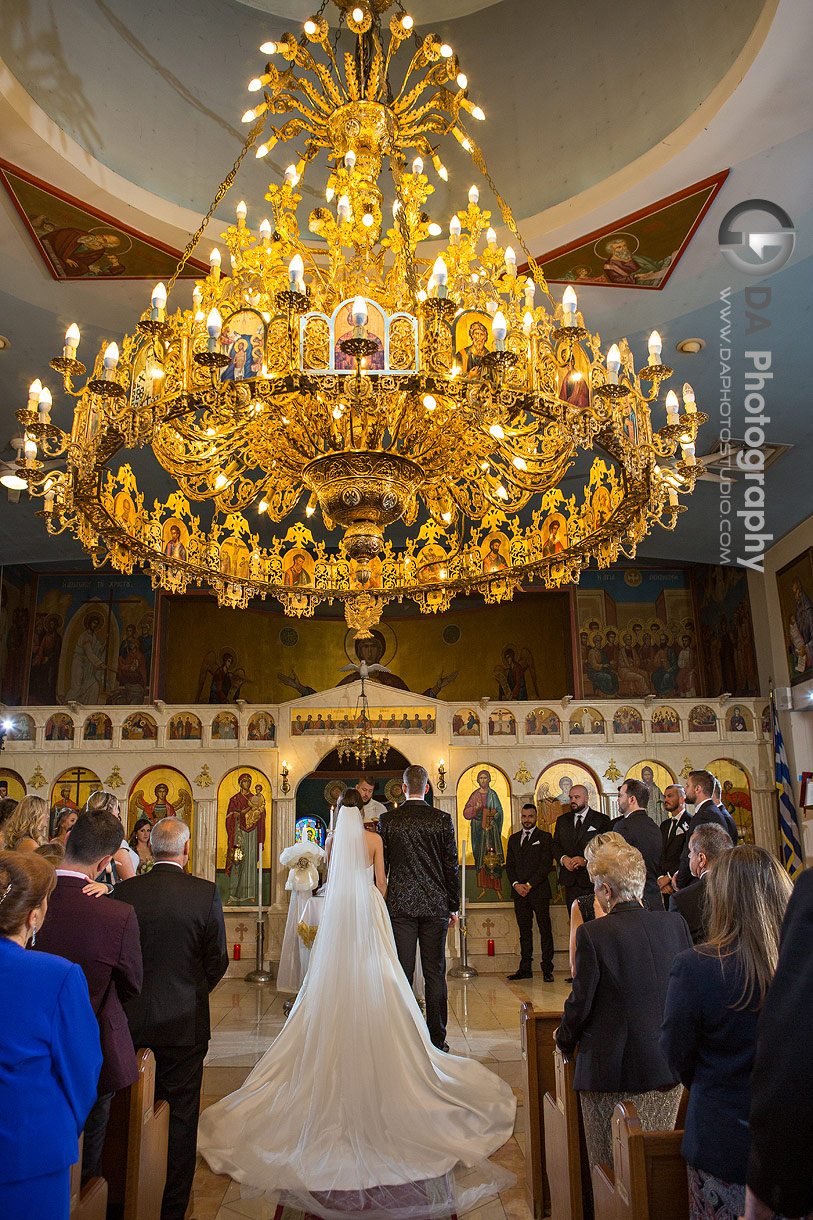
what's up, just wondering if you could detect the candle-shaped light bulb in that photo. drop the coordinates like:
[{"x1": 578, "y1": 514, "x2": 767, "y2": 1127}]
[
  {"x1": 412, "y1": 156, "x2": 423, "y2": 175},
  {"x1": 351, "y1": 296, "x2": 368, "y2": 329},
  {"x1": 206, "y1": 309, "x2": 222, "y2": 353},
  {"x1": 150, "y1": 282, "x2": 167, "y2": 322},
  {"x1": 647, "y1": 329, "x2": 662, "y2": 365},
  {"x1": 288, "y1": 253, "x2": 304, "y2": 291},
  {"x1": 606, "y1": 343, "x2": 621, "y2": 385},
  {"x1": 259, "y1": 218, "x2": 272, "y2": 246},
  {"x1": 449, "y1": 215, "x2": 461, "y2": 244},
  {"x1": 236, "y1": 199, "x2": 247, "y2": 227},
  {"x1": 665, "y1": 389, "x2": 679, "y2": 424},
  {"x1": 24, "y1": 436, "x2": 37, "y2": 463},
  {"x1": 562, "y1": 285, "x2": 578, "y2": 327},
  {"x1": 486, "y1": 227, "x2": 497, "y2": 249},
  {"x1": 344, "y1": 149, "x2": 356, "y2": 170},
  {"x1": 28, "y1": 378, "x2": 42, "y2": 409},
  {"x1": 457, "y1": 72, "x2": 468, "y2": 88},
  {"x1": 209, "y1": 248, "x2": 221, "y2": 281},
  {"x1": 681, "y1": 438, "x2": 696, "y2": 466},
  {"x1": 682, "y1": 382, "x2": 697, "y2": 414},
  {"x1": 504, "y1": 245, "x2": 516, "y2": 276},
  {"x1": 63, "y1": 324, "x2": 81, "y2": 359},
  {"x1": 44, "y1": 485, "x2": 55, "y2": 512},
  {"x1": 492, "y1": 310, "x2": 507, "y2": 350},
  {"x1": 523, "y1": 311, "x2": 534, "y2": 337},
  {"x1": 192, "y1": 285, "x2": 203, "y2": 312},
  {"x1": 468, "y1": 184, "x2": 479, "y2": 205},
  {"x1": 431, "y1": 256, "x2": 448, "y2": 298},
  {"x1": 284, "y1": 164, "x2": 298, "y2": 187},
  {"x1": 37, "y1": 387, "x2": 52, "y2": 420},
  {"x1": 337, "y1": 194, "x2": 351, "y2": 221},
  {"x1": 668, "y1": 487, "x2": 679, "y2": 508},
  {"x1": 524, "y1": 279, "x2": 536, "y2": 308},
  {"x1": 325, "y1": 184, "x2": 335, "y2": 202},
  {"x1": 194, "y1": 310, "x2": 205, "y2": 327},
  {"x1": 103, "y1": 342, "x2": 119, "y2": 380}
]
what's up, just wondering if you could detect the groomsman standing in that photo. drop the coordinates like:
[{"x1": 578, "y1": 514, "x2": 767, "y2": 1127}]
[
  {"x1": 506, "y1": 804, "x2": 554, "y2": 981},
  {"x1": 657, "y1": 784, "x2": 691, "y2": 906},
  {"x1": 552, "y1": 785, "x2": 611, "y2": 911}
]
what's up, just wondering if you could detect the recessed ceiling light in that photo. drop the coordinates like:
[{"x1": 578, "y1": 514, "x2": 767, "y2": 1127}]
[
  {"x1": 0, "y1": 335, "x2": 10, "y2": 350},
  {"x1": 676, "y1": 337, "x2": 705, "y2": 354}
]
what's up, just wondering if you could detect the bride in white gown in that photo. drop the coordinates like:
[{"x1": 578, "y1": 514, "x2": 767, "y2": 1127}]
[{"x1": 198, "y1": 789, "x2": 517, "y2": 1220}]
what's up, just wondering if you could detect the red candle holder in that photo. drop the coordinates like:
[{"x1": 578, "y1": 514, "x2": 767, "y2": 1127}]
[
  {"x1": 487, "y1": 938, "x2": 495, "y2": 956},
  {"x1": 233, "y1": 943, "x2": 242, "y2": 960}
]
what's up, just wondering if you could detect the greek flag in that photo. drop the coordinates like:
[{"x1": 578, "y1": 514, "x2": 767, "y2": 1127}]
[{"x1": 772, "y1": 701, "x2": 804, "y2": 879}]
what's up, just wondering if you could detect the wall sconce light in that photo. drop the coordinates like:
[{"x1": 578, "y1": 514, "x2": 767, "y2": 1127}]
[
  {"x1": 281, "y1": 760, "x2": 290, "y2": 795},
  {"x1": 437, "y1": 759, "x2": 446, "y2": 793}
]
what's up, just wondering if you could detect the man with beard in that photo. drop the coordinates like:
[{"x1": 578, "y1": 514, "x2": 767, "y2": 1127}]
[{"x1": 552, "y1": 784, "x2": 611, "y2": 911}]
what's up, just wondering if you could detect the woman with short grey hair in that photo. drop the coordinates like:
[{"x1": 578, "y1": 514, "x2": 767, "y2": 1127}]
[{"x1": 556, "y1": 840, "x2": 692, "y2": 1173}]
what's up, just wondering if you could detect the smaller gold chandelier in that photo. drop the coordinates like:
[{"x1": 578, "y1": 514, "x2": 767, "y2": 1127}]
[{"x1": 336, "y1": 677, "x2": 390, "y2": 768}]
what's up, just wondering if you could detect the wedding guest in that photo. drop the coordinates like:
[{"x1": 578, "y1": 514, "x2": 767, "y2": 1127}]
[
  {"x1": 567, "y1": 830, "x2": 625, "y2": 974},
  {"x1": 556, "y1": 839, "x2": 691, "y2": 1171},
  {"x1": 128, "y1": 817, "x2": 155, "y2": 873},
  {"x1": 553, "y1": 785, "x2": 611, "y2": 912},
  {"x1": 4, "y1": 794, "x2": 49, "y2": 853},
  {"x1": 35, "y1": 809, "x2": 142, "y2": 1184},
  {"x1": 0, "y1": 797, "x2": 17, "y2": 849},
  {"x1": 113, "y1": 817, "x2": 228, "y2": 1220},
  {"x1": 746, "y1": 866, "x2": 813, "y2": 1220},
  {"x1": 661, "y1": 846, "x2": 792, "y2": 1220},
  {"x1": 657, "y1": 784, "x2": 691, "y2": 904},
  {"x1": 52, "y1": 807, "x2": 78, "y2": 847},
  {"x1": 0, "y1": 851, "x2": 102, "y2": 1220},
  {"x1": 613, "y1": 778, "x2": 663, "y2": 910},
  {"x1": 668, "y1": 822, "x2": 732, "y2": 944},
  {"x1": 85, "y1": 790, "x2": 137, "y2": 881},
  {"x1": 674, "y1": 771, "x2": 731, "y2": 889},
  {"x1": 36, "y1": 840, "x2": 65, "y2": 866}
]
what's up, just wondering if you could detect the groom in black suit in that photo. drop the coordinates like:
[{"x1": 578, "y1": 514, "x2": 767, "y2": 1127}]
[
  {"x1": 506, "y1": 803, "x2": 554, "y2": 981},
  {"x1": 378, "y1": 764, "x2": 460, "y2": 1051}
]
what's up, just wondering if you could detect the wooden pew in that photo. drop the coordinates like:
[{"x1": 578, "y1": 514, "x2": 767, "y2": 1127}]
[
  {"x1": 543, "y1": 1047, "x2": 590, "y2": 1220},
  {"x1": 102, "y1": 1048, "x2": 170, "y2": 1220},
  {"x1": 591, "y1": 1099, "x2": 689, "y2": 1220},
  {"x1": 520, "y1": 1000, "x2": 564, "y2": 1218},
  {"x1": 70, "y1": 1134, "x2": 108, "y2": 1220}
]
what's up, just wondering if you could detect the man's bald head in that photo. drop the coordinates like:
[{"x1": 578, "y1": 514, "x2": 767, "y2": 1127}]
[{"x1": 570, "y1": 785, "x2": 589, "y2": 813}]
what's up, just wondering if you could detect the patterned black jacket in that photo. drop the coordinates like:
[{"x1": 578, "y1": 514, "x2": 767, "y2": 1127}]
[{"x1": 378, "y1": 799, "x2": 460, "y2": 918}]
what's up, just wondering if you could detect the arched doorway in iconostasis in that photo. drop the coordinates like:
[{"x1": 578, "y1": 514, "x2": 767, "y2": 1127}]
[
  {"x1": 625, "y1": 759, "x2": 678, "y2": 825},
  {"x1": 456, "y1": 761, "x2": 512, "y2": 907},
  {"x1": 295, "y1": 746, "x2": 417, "y2": 846},
  {"x1": 0, "y1": 767, "x2": 27, "y2": 803},
  {"x1": 709, "y1": 758, "x2": 754, "y2": 843},
  {"x1": 534, "y1": 759, "x2": 602, "y2": 905},
  {"x1": 215, "y1": 766, "x2": 273, "y2": 909},
  {"x1": 49, "y1": 767, "x2": 101, "y2": 837}
]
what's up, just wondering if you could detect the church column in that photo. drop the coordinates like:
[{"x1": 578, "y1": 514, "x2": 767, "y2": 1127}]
[
  {"x1": 193, "y1": 797, "x2": 217, "y2": 881},
  {"x1": 751, "y1": 782, "x2": 780, "y2": 854}
]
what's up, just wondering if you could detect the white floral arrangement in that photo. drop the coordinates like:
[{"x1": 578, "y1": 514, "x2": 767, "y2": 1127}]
[{"x1": 280, "y1": 841, "x2": 325, "y2": 891}]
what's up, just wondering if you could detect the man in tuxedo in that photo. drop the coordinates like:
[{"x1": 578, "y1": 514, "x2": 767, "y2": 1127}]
[
  {"x1": 506, "y1": 803, "x2": 554, "y2": 981},
  {"x1": 614, "y1": 778, "x2": 663, "y2": 911},
  {"x1": 668, "y1": 822, "x2": 732, "y2": 943},
  {"x1": 552, "y1": 784, "x2": 611, "y2": 910},
  {"x1": 35, "y1": 808, "x2": 143, "y2": 1183},
  {"x1": 378, "y1": 764, "x2": 459, "y2": 1051},
  {"x1": 657, "y1": 784, "x2": 691, "y2": 906},
  {"x1": 673, "y1": 770, "x2": 732, "y2": 890},
  {"x1": 113, "y1": 818, "x2": 228, "y2": 1220}
]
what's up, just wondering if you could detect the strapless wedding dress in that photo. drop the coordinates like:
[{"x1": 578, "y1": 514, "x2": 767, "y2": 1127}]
[{"x1": 198, "y1": 861, "x2": 516, "y2": 1219}]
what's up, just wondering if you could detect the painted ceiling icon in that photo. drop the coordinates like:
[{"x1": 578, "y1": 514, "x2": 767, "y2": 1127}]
[
  {"x1": 530, "y1": 171, "x2": 729, "y2": 290},
  {"x1": 0, "y1": 159, "x2": 209, "y2": 282}
]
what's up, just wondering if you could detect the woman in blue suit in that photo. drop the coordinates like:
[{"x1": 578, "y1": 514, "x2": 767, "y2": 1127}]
[
  {"x1": 661, "y1": 846, "x2": 792, "y2": 1220},
  {"x1": 0, "y1": 851, "x2": 102, "y2": 1220}
]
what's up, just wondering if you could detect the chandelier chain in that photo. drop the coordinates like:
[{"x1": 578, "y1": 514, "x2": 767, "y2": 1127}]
[
  {"x1": 389, "y1": 153, "x2": 420, "y2": 303},
  {"x1": 165, "y1": 115, "x2": 267, "y2": 296}
]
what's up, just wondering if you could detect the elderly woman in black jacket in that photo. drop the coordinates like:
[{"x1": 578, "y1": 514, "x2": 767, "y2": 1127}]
[{"x1": 556, "y1": 838, "x2": 692, "y2": 1171}]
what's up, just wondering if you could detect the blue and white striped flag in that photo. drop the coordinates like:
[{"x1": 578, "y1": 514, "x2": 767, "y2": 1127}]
[{"x1": 772, "y1": 700, "x2": 804, "y2": 879}]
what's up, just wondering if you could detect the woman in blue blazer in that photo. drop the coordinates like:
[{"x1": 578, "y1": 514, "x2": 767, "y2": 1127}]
[
  {"x1": 0, "y1": 851, "x2": 102, "y2": 1220},
  {"x1": 661, "y1": 846, "x2": 792, "y2": 1220}
]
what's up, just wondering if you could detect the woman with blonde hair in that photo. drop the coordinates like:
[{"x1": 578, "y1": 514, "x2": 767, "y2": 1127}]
[
  {"x1": 3, "y1": 795, "x2": 49, "y2": 853},
  {"x1": 84, "y1": 791, "x2": 137, "y2": 881},
  {"x1": 661, "y1": 846, "x2": 793, "y2": 1220},
  {"x1": 568, "y1": 830, "x2": 626, "y2": 974}
]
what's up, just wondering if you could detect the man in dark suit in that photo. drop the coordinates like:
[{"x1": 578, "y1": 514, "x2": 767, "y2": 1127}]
[
  {"x1": 614, "y1": 777, "x2": 663, "y2": 911},
  {"x1": 35, "y1": 807, "x2": 143, "y2": 1183},
  {"x1": 506, "y1": 802, "x2": 554, "y2": 981},
  {"x1": 657, "y1": 783, "x2": 691, "y2": 906},
  {"x1": 552, "y1": 784, "x2": 611, "y2": 910},
  {"x1": 747, "y1": 866, "x2": 813, "y2": 1220},
  {"x1": 378, "y1": 764, "x2": 459, "y2": 1051},
  {"x1": 113, "y1": 817, "x2": 228, "y2": 1220},
  {"x1": 668, "y1": 822, "x2": 733, "y2": 943},
  {"x1": 674, "y1": 770, "x2": 732, "y2": 890}
]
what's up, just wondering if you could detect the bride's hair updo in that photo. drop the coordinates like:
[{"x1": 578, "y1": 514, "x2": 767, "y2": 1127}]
[{"x1": 336, "y1": 788, "x2": 364, "y2": 816}]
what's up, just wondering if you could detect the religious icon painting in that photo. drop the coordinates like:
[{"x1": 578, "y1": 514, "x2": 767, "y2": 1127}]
[
  {"x1": 452, "y1": 310, "x2": 493, "y2": 381},
  {"x1": 332, "y1": 297, "x2": 386, "y2": 373},
  {"x1": 612, "y1": 707, "x2": 643, "y2": 735},
  {"x1": 651, "y1": 705, "x2": 680, "y2": 733},
  {"x1": 114, "y1": 491, "x2": 137, "y2": 534},
  {"x1": 83, "y1": 712, "x2": 112, "y2": 741},
  {"x1": 45, "y1": 712, "x2": 74, "y2": 742},
  {"x1": 215, "y1": 766, "x2": 273, "y2": 907},
  {"x1": 456, "y1": 762, "x2": 512, "y2": 905},
  {"x1": 218, "y1": 538, "x2": 251, "y2": 580},
  {"x1": 620, "y1": 399, "x2": 639, "y2": 444},
  {"x1": 219, "y1": 309, "x2": 266, "y2": 382},
  {"x1": 568, "y1": 706, "x2": 605, "y2": 736},
  {"x1": 295, "y1": 816, "x2": 327, "y2": 848},
  {"x1": 0, "y1": 768, "x2": 26, "y2": 803},
  {"x1": 121, "y1": 712, "x2": 158, "y2": 741},
  {"x1": 167, "y1": 713, "x2": 202, "y2": 741},
  {"x1": 688, "y1": 705, "x2": 718, "y2": 733},
  {"x1": 625, "y1": 760, "x2": 676, "y2": 826},
  {"x1": 323, "y1": 779, "x2": 347, "y2": 809},
  {"x1": 4, "y1": 713, "x2": 34, "y2": 740},
  {"x1": 725, "y1": 704, "x2": 752, "y2": 733},
  {"x1": 539, "y1": 513, "x2": 567, "y2": 558},
  {"x1": 211, "y1": 711, "x2": 239, "y2": 741},
  {"x1": 384, "y1": 777, "x2": 405, "y2": 807},
  {"x1": 283, "y1": 548, "x2": 314, "y2": 589},
  {"x1": 709, "y1": 758, "x2": 754, "y2": 843},
  {"x1": 555, "y1": 341, "x2": 590, "y2": 409},
  {"x1": 488, "y1": 708, "x2": 516, "y2": 736},
  {"x1": 162, "y1": 519, "x2": 189, "y2": 563},
  {"x1": 50, "y1": 767, "x2": 101, "y2": 834},
  {"x1": 130, "y1": 338, "x2": 166, "y2": 412},
  {"x1": 776, "y1": 549, "x2": 813, "y2": 685},
  {"x1": 128, "y1": 765, "x2": 194, "y2": 842},
  {"x1": 452, "y1": 708, "x2": 481, "y2": 737},
  {"x1": 525, "y1": 707, "x2": 561, "y2": 736},
  {"x1": 416, "y1": 544, "x2": 447, "y2": 586},
  {"x1": 248, "y1": 712, "x2": 276, "y2": 742},
  {"x1": 480, "y1": 532, "x2": 510, "y2": 576}
]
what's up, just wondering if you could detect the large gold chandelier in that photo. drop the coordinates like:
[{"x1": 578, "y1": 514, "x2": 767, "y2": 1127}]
[{"x1": 20, "y1": 0, "x2": 705, "y2": 635}]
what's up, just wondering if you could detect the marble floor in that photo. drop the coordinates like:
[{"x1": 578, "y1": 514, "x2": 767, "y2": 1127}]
[{"x1": 190, "y1": 961, "x2": 574, "y2": 1220}]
